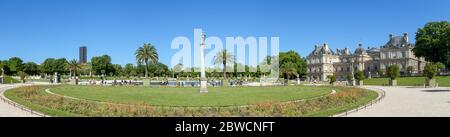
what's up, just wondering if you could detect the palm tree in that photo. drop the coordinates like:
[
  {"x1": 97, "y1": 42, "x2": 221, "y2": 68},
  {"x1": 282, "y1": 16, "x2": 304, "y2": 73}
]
[
  {"x1": 65, "y1": 59, "x2": 84, "y2": 78},
  {"x1": 214, "y1": 49, "x2": 234, "y2": 79},
  {"x1": 280, "y1": 62, "x2": 298, "y2": 80},
  {"x1": 135, "y1": 43, "x2": 159, "y2": 78}
]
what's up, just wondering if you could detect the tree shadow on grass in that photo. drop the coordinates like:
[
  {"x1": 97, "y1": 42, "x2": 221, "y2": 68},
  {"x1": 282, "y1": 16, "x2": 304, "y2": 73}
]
[{"x1": 421, "y1": 89, "x2": 450, "y2": 92}]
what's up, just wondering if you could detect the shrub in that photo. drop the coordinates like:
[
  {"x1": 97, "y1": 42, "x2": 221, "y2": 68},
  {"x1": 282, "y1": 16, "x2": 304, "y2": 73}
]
[
  {"x1": 386, "y1": 65, "x2": 400, "y2": 80},
  {"x1": 423, "y1": 62, "x2": 438, "y2": 79},
  {"x1": 327, "y1": 75, "x2": 336, "y2": 85},
  {"x1": 354, "y1": 70, "x2": 365, "y2": 81}
]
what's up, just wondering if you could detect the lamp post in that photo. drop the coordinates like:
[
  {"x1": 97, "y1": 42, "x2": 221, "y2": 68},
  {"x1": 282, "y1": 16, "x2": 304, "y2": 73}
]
[{"x1": 199, "y1": 31, "x2": 208, "y2": 93}]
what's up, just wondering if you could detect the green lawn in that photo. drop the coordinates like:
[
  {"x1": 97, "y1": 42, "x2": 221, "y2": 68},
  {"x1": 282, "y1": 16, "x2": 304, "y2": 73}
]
[
  {"x1": 364, "y1": 76, "x2": 450, "y2": 87},
  {"x1": 5, "y1": 85, "x2": 377, "y2": 117},
  {"x1": 49, "y1": 85, "x2": 333, "y2": 107},
  {"x1": 2, "y1": 76, "x2": 20, "y2": 84}
]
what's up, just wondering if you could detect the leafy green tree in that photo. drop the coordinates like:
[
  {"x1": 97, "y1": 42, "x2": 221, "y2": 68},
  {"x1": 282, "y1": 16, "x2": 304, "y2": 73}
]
[
  {"x1": 327, "y1": 75, "x2": 336, "y2": 85},
  {"x1": 279, "y1": 50, "x2": 307, "y2": 79},
  {"x1": 354, "y1": 70, "x2": 365, "y2": 82},
  {"x1": 423, "y1": 62, "x2": 438, "y2": 79},
  {"x1": 123, "y1": 63, "x2": 135, "y2": 78},
  {"x1": 40, "y1": 58, "x2": 68, "y2": 75},
  {"x1": 346, "y1": 73, "x2": 353, "y2": 81},
  {"x1": 386, "y1": 65, "x2": 400, "y2": 80},
  {"x1": 23, "y1": 62, "x2": 40, "y2": 76},
  {"x1": 91, "y1": 55, "x2": 114, "y2": 76},
  {"x1": 413, "y1": 21, "x2": 450, "y2": 68},
  {"x1": 7, "y1": 57, "x2": 24, "y2": 75},
  {"x1": 135, "y1": 43, "x2": 159, "y2": 78},
  {"x1": 112, "y1": 64, "x2": 123, "y2": 77},
  {"x1": 17, "y1": 71, "x2": 27, "y2": 83},
  {"x1": 436, "y1": 62, "x2": 445, "y2": 75},
  {"x1": 214, "y1": 49, "x2": 234, "y2": 80}
]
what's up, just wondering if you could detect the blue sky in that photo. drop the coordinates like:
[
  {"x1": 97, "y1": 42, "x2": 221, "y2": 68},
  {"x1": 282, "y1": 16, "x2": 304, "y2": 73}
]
[{"x1": 0, "y1": 0, "x2": 449, "y2": 66}]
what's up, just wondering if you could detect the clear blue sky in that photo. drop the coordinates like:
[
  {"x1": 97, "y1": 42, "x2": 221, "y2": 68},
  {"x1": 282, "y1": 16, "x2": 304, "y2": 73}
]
[{"x1": 1, "y1": 0, "x2": 449, "y2": 66}]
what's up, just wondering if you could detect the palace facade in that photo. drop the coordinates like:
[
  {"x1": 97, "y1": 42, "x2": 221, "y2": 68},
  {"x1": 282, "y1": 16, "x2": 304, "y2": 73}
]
[{"x1": 306, "y1": 33, "x2": 426, "y2": 81}]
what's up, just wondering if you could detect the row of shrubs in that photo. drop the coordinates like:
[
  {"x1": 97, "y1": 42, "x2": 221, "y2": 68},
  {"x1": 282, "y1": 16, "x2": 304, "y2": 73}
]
[{"x1": 8, "y1": 86, "x2": 372, "y2": 117}]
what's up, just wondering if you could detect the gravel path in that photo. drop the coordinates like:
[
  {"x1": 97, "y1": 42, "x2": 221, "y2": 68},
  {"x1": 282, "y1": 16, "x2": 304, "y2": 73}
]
[
  {"x1": 0, "y1": 84, "x2": 40, "y2": 117},
  {"x1": 347, "y1": 86, "x2": 450, "y2": 117}
]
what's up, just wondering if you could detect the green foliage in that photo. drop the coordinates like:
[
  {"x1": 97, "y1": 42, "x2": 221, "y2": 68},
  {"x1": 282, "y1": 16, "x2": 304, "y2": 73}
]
[
  {"x1": 7, "y1": 57, "x2": 24, "y2": 75},
  {"x1": 280, "y1": 62, "x2": 298, "y2": 79},
  {"x1": 23, "y1": 62, "x2": 40, "y2": 75},
  {"x1": 65, "y1": 59, "x2": 84, "y2": 77},
  {"x1": 354, "y1": 70, "x2": 365, "y2": 81},
  {"x1": 423, "y1": 62, "x2": 438, "y2": 79},
  {"x1": 346, "y1": 73, "x2": 353, "y2": 81},
  {"x1": 413, "y1": 21, "x2": 450, "y2": 68},
  {"x1": 386, "y1": 65, "x2": 400, "y2": 80},
  {"x1": 436, "y1": 62, "x2": 445, "y2": 70},
  {"x1": 214, "y1": 49, "x2": 234, "y2": 79},
  {"x1": 40, "y1": 58, "x2": 68, "y2": 74},
  {"x1": 327, "y1": 75, "x2": 336, "y2": 84},
  {"x1": 17, "y1": 71, "x2": 28, "y2": 83},
  {"x1": 91, "y1": 55, "x2": 114, "y2": 75},
  {"x1": 279, "y1": 50, "x2": 307, "y2": 79},
  {"x1": 135, "y1": 43, "x2": 159, "y2": 78}
]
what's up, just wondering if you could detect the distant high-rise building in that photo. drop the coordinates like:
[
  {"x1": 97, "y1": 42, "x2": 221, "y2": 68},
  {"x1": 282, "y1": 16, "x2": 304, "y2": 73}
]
[{"x1": 79, "y1": 46, "x2": 87, "y2": 64}]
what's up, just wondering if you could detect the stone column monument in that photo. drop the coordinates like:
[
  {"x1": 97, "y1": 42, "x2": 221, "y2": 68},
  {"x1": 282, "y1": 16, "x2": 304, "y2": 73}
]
[
  {"x1": 199, "y1": 31, "x2": 208, "y2": 93},
  {"x1": 0, "y1": 68, "x2": 4, "y2": 84}
]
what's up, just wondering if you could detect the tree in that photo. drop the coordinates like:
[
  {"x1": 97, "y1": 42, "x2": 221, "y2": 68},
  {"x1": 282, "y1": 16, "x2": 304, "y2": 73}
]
[
  {"x1": 413, "y1": 21, "x2": 450, "y2": 68},
  {"x1": 135, "y1": 43, "x2": 159, "y2": 78},
  {"x1": 7, "y1": 57, "x2": 24, "y2": 75},
  {"x1": 436, "y1": 62, "x2": 445, "y2": 75},
  {"x1": 279, "y1": 50, "x2": 307, "y2": 79},
  {"x1": 17, "y1": 71, "x2": 27, "y2": 83},
  {"x1": 423, "y1": 62, "x2": 438, "y2": 79},
  {"x1": 40, "y1": 58, "x2": 56, "y2": 75},
  {"x1": 65, "y1": 59, "x2": 84, "y2": 78},
  {"x1": 280, "y1": 62, "x2": 298, "y2": 79},
  {"x1": 23, "y1": 62, "x2": 40, "y2": 76},
  {"x1": 39, "y1": 58, "x2": 68, "y2": 75},
  {"x1": 354, "y1": 70, "x2": 365, "y2": 82},
  {"x1": 123, "y1": 63, "x2": 135, "y2": 78},
  {"x1": 386, "y1": 65, "x2": 400, "y2": 80},
  {"x1": 214, "y1": 49, "x2": 235, "y2": 80},
  {"x1": 91, "y1": 55, "x2": 114, "y2": 76},
  {"x1": 327, "y1": 75, "x2": 336, "y2": 85}
]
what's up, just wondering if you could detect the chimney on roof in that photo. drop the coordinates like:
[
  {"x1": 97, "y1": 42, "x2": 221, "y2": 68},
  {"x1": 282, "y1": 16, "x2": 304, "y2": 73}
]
[
  {"x1": 314, "y1": 44, "x2": 318, "y2": 49},
  {"x1": 358, "y1": 42, "x2": 363, "y2": 47},
  {"x1": 389, "y1": 33, "x2": 394, "y2": 40}
]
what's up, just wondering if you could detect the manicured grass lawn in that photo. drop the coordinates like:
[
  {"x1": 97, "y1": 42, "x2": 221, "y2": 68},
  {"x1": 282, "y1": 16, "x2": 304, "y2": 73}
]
[
  {"x1": 364, "y1": 76, "x2": 450, "y2": 87},
  {"x1": 2, "y1": 76, "x2": 20, "y2": 84},
  {"x1": 5, "y1": 85, "x2": 377, "y2": 117},
  {"x1": 49, "y1": 85, "x2": 333, "y2": 107}
]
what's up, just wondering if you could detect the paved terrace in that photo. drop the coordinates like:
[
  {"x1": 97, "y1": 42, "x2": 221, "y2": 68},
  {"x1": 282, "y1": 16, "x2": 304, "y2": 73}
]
[{"x1": 347, "y1": 86, "x2": 450, "y2": 117}]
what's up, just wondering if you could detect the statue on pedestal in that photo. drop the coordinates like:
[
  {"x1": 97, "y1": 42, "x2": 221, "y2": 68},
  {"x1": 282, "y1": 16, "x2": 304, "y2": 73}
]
[{"x1": 53, "y1": 72, "x2": 59, "y2": 84}]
